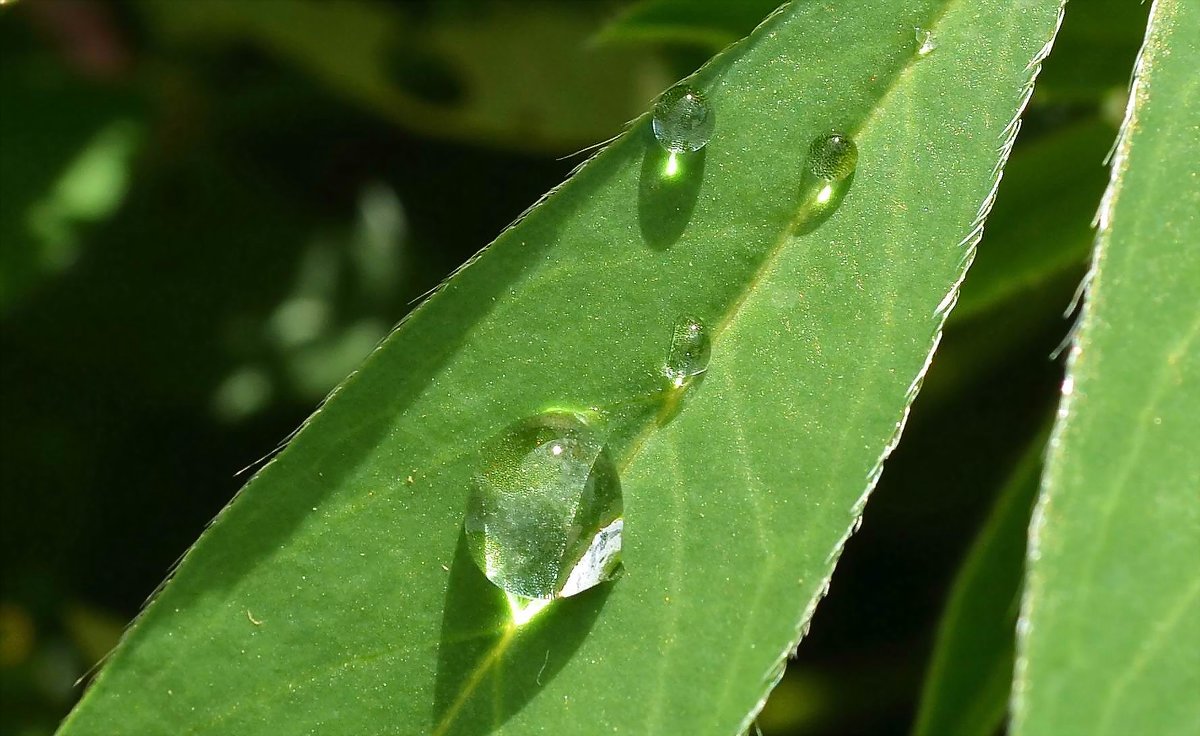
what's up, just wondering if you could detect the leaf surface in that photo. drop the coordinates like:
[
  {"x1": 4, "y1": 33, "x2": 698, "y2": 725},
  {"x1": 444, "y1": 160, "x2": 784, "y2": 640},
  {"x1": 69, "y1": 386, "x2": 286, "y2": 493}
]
[
  {"x1": 1014, "y1": 1, "x2": 1200, "y2": 734},
  {"x1": 60, "y1": 2, "x2": 1066, "y2": 734},
  {"x1": 597, "y1": 0, "x2": 781, "y2": 49}
]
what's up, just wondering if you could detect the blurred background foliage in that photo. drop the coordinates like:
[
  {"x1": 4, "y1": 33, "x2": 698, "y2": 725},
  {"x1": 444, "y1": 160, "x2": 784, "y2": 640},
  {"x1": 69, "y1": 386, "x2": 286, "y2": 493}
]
[{"x1": 0, "y1": 0, "x2": 1148, "y2": 734}]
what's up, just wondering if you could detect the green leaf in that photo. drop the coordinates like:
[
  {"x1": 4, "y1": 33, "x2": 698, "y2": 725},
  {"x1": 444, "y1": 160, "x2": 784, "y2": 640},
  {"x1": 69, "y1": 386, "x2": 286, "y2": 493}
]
[
  {"x1": 1032, "y1": 0, "x2": 1152, "y2": 104},
  {"x1": 60, "y1": 2, "x2": 1066, "y2": 734},
  {"x1": 915, "y1": 119, "x2": 1114, "y2": 405},
  {"x1": 597, "y1": 0, "x2": 782, "y2": 50},
  {"x1": 139, "y1": 0, "x2": 673, "y2": 152},
  {"x1": 951, "y1": 120, "x2": 1112, "y2": 323},
  {"x1": 1014, "y1": 2, "x2": 1200, "y2": 734},
  {"x1": 0, "y1": 38, "x2": 143, "y2": 313},
  {"x1": 915, "y1": 426, "x2": 1048, "y2": 736}
]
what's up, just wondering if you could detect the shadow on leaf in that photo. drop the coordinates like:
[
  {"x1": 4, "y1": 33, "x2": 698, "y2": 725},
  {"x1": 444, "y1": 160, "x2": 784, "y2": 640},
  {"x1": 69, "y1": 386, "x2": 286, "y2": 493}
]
[
  {"x1": 637, "y1": 141, "x2": 706, "y2": 250},
  {"x1": 431, "y1": 529, "x2": 611, "y2": 735},
  {"x1": 791, "y1": 169, "x2": 855, "y2": 236}
]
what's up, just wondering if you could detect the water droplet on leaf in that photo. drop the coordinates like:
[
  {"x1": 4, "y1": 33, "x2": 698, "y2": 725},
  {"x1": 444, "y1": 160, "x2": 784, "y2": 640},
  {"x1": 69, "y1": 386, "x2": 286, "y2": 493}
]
[
  {"x1": 807, "y1": 133, "x2": 858, "y2": 182},
  {"x1": 915, "y1": 27, "x2": 938, "y2": 56},
  {"x1": 466, "y1": 411, "x2": 622, "y2": 601},
  {"x1": 793, "y1": 133, "x2": 859, "y2": 235},
  {"x1": 652, "y1": 84, "x2": 715, "y2": 155},
  {"x1": 664, "y1": 316, "x2": 711, "y2": 389},
  {"x1": 657, "y1": 316, "x2": 711, "y2": 424}
]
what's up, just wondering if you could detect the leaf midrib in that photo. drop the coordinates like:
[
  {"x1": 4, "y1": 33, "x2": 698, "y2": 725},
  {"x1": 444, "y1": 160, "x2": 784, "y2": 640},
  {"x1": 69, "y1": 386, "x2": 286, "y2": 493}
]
[
  {"x1": 167, "y1": 0, "x2": 994, "y2": 731},
  {"x1": 430, "y1": 1, "x2": 975, "y2": 730}
]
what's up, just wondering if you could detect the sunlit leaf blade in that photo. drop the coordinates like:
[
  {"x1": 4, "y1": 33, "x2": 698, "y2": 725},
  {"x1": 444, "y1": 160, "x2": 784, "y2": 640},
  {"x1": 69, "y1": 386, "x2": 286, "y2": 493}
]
[
  {"x1": 596, "y1": 0, "x2": 781, "y2": 49},
  {"x1": 59, "y1": 1, "x2": 1066, "y2": 734},
  {"x1": 915, "y1": 427, "x2": 1048, "y2": 736},
  {"x1": 1014, "y1": 2, "x2": 1200, "y2": 734}
]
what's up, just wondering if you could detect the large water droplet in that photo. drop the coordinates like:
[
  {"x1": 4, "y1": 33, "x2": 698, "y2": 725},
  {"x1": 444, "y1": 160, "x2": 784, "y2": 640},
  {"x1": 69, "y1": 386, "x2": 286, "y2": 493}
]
[
  {"x1": 465, "y1": 410, "x2": 622, "y2": 601},
  {"x1": 652, "y1": 84, "x2": 715, "y2": 155},
  {"x1": 915, "y1": 27, "x2": 938, "y2": 56},
  {"x1": 793, "y1": 132, "x2": 858, "y2": 235}
]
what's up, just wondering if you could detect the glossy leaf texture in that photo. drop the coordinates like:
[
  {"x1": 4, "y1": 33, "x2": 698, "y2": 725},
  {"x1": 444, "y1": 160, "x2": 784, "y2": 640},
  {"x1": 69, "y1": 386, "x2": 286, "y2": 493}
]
[
  {"x1": 915, "y1": 427, "x2": 1048, "y2": 736},
  {"x1": 1014, "y1": 1, "x2": 1200, "y2": 734},
  {"x1": 59, "y1": 2, "x2": 1067, "y2": 734}
]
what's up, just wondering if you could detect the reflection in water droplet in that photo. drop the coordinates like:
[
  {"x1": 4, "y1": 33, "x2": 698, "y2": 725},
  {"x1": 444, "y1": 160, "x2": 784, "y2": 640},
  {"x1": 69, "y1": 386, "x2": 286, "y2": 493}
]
[
  {"x1": 652, "y1": 84, "x2": 715, "y2": 155},
  {"x1": 466, "y1": 411, "x2": 622, "y2": 601},
  {"x1": 915, "y1": 27, "x2": 938, "y2": 56},
  {"x1": 793, "y1": 133, "x2": 859, "y2": 235},
  {"x1": 558, "y1": 518, "x2": 623, "y2": 597}
]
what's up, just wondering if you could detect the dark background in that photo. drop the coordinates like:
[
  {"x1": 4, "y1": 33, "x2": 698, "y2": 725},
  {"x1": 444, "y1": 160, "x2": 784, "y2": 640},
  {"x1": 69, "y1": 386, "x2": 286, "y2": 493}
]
[{"x1": 0, "y1": 1, "x2": 1147, "y2": 733}]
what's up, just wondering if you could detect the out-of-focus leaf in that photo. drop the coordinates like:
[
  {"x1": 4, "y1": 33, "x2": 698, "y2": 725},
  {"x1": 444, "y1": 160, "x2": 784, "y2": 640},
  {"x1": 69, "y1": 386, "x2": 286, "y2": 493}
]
[
  {"x1": 915, "y1": 427, "x2": 1048, "y2": 736},
  {"x1": 139, "y1": 0, "x2": 674, "y2": 152},
  {"x1": 1014, "y1": 2, "x2": 1200, "y2": 734},
  {"x1": 59, "y1": 1, "x2": 1066, "y2": 734},
  {"x1": 1033, "y1": 0, "x2": 1151, "y2": 103},
  {"x1": 597, "y1": 0, "x2": 782, "y2": 49},
  {"x1": 0, "y1": 32, "x2": 142, "y2": 311},
  {"x1": 62, "y1": 605, "x2": 124, "y2": 669},
  {"x1": 952, "y1": 121, "x2": 1111, "y2": 323}
]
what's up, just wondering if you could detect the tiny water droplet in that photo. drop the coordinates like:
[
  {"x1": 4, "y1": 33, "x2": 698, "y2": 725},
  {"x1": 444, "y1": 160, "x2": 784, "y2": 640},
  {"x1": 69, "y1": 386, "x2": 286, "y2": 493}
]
[
  {"x1": 915, "y1": 27, "x2": 938, "y2": 56},
  {"x1": 652, "y1": 84, "x2": 715, "y2": 155},
  {"x1": 466, "y1": 411, "x2": 622, "y2": 601},
  {"x1": 664, "y1": 316, "x2": 711, "y2": 389},
  {"x1": 658, "y1": 316, "x2": 711, "y2": 424},
  {"x1": 808, "y1": 133, "x2": 858, "y2": 182},
  {"x1": 793, "y1": 132, "x2": 859, "y2": 235}
]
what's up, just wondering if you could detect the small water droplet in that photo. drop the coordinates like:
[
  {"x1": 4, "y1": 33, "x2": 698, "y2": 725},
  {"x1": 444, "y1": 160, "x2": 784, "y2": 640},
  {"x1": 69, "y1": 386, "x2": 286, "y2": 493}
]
[
  {"x1": 658, "y1": 316, "x2": 711, "y2": 424},
  {"x1": 915, "y1": 27, "x2": 938, "y2": 56},
  {"x1": 465, "y1": 410, "x2": 622, "y2": 601},
  {"x1": 793, "y1": 133, "x2": 859, "y2": 235},
  {"x1": 664, "y1": 316, "x2": 711, "y2": 389},
  {"x1": 652, "y1": 84, "x2": 715, "y2": 155},
  {"x1": 808, "y1": 133, "x2": 858, "y2": 182}
]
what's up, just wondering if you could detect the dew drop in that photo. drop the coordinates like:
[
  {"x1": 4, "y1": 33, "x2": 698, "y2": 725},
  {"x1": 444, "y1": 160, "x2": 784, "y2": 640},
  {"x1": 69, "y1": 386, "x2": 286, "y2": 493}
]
[
  {"x1": 915, "y1": 27, "x2": 938, "y2": 56},
  {"x1": 465, "y1": 410, "x2": 622, "y2": 601},
  {"x1": 657, "y1": 316, "x2": 711, "y2": 424},
  {"x1": 793, "y1": 132, "x2": 859, "y2": 235},
  {"x1": 664, "y1": 316, "x2": 711, "y2": 389},
  {"x1": 807, "y1": 133, "x2": 858, "y2": 182},
  {"x1": 652, "y1": 84, "x2": 715, "y2": 155}
]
